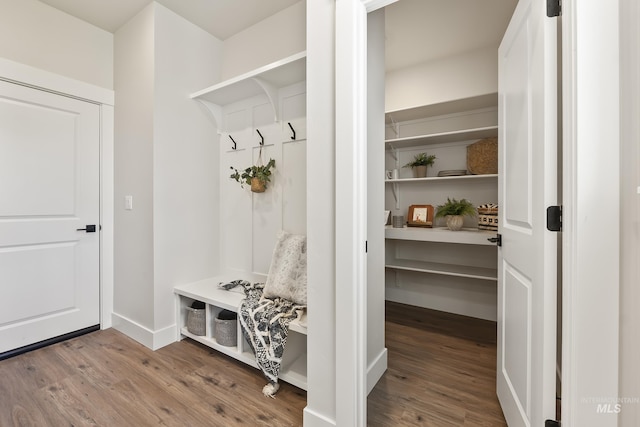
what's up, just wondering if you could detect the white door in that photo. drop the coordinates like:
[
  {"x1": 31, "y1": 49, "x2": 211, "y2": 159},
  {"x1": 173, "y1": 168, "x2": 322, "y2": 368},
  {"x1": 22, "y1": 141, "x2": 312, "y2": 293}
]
[
  {"x1": 0, "y1": 80, "x2": 100, "y2": 355},
  {"x1": 497, "y1": 0, "x2": 558, "y2": 425}
]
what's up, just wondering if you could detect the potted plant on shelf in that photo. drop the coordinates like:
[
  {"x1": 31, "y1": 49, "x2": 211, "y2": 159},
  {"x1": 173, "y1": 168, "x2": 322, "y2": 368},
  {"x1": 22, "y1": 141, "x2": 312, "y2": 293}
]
[
  {"x1": 403, "y1": 152, "x2": 436, "y2": 178},
  {"x1": 435, "y1": 197, "x2": 476, "y2": 231},
  {"x1": 230, "y1": 158, "x2": 276, "y2": 193}
]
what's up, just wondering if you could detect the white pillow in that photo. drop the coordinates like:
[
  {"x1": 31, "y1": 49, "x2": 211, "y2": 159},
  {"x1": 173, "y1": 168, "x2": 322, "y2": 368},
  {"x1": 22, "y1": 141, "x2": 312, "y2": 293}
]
[{"x1": 263, "y1": 231, "x2": 307, "y2": 305}]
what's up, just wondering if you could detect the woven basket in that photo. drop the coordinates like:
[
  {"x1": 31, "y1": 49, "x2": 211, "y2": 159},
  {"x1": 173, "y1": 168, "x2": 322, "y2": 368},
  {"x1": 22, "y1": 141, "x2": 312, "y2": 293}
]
[
  {"x1": 215, "y1": 310, "x2": 237, "y2": 347},
  {"x1": 186, "y1": 307, "x2": 206, "y2": 336},
  {"x1": 467, "y1": 137, "x2": 498, "y2": 174}
]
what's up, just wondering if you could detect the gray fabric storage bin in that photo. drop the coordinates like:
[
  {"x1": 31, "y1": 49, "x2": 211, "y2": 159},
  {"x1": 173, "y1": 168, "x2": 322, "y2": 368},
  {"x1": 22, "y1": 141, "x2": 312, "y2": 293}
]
[
  {"x1": 186, "y1": 304, "x2": 206, "y2": 336},
  {"x1": 215, "y1": 310, "x2": 237, "y2": 346}
]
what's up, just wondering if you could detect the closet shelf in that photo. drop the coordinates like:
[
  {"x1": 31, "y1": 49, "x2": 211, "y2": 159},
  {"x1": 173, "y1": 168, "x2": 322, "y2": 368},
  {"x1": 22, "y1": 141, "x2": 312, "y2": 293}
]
[
  {"x1": 385, "y1": 258, "x2": 497, "y2": 281},
  {"x1": 190, "y1": 51, "x2": 306, "y2": 129},
  {"x1": 385, "y1": 125, "x2": 498, "y2": 149},
  {"x1": 385, "y1": 174, "x2": 497, "y2": 183},
  {"x1": 385, "y1": 93, "x2": 498, "y2": 124},
  {"x1": 385, "y1": 226, "x2": 497, "y2": 246}
]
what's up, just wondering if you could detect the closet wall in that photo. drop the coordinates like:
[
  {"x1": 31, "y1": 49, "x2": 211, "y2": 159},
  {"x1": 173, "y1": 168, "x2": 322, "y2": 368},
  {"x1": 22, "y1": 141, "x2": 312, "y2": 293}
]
[{"x1": 382, "y1": 0, "x2": 517, "y2": 322}]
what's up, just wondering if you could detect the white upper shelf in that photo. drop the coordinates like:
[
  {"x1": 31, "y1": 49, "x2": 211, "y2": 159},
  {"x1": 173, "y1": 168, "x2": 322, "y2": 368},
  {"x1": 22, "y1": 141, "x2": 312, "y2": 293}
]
[
  {"x1": 385, "y1": 226, "x2": 497, "y2": 246},
  {"x1": 385, "y1": 93, "x2": 498, "y2": 124},
  {"x1": 190, "y1": 51, "x2": 306, "y2": 128},
  {"x1": 385, "y1": 125, "x2": 498, "y2": 148},
  {"x1": 385, "y1": 174, "x2": 498, "y2": 183}
]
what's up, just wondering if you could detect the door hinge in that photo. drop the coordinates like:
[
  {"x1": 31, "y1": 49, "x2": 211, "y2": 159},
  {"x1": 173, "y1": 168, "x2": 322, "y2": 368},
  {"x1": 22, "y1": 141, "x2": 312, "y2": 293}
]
[
  {"x1": 547, "y1": 0, "x2": 561, "y2": 17},
  {"x1": 365, "y1": 240, "x2": 368, "y2": 253},
  {"x1": 487, "y1": 233, "x2": 502, "y2": 247},
  {"x1": 545, "y1": 420, "x2": 561, "y2": 427},
  {"x1": 546, "y1": 206, "x2": 562, "y2": 232}
]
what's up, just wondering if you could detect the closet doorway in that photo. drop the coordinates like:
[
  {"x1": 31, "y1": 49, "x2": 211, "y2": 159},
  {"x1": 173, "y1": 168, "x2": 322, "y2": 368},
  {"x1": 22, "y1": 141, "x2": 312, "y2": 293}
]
[{"x1": 363, "y1": 0, "x2": 560, "y2": 425}]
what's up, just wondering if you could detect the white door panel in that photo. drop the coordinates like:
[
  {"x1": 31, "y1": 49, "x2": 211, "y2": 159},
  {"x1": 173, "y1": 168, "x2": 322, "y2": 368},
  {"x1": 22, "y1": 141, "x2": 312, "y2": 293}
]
[
  {"x1": 0, "y1": 80, "x2": 100, "y2": 354},
  {"x1": 497, "y1": 0, "x2": 558, "y2": 425}
]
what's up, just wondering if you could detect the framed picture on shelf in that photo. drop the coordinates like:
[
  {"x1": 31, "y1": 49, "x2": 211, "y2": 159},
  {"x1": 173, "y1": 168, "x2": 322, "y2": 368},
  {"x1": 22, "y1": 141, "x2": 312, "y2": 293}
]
[{"x1": 407, "y1": 205, "x2": 434, "y2": 228}]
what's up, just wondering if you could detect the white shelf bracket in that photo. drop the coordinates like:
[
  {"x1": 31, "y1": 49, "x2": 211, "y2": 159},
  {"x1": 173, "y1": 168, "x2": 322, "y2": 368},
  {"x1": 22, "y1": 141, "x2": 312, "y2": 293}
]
[
  {"x1": 388, "y1": 142, "x2": 398, "y2": 161},
  {"x1": 252, "y1": 76, "x2": 279, "y2": 122},
  {"x1": 392, "y1": 182, "x2": 399, "y2": 210},
  {"x1": 196, "y1": 99, "x2": 223, "y2": 135},
  {"x1": 388, "y1": 114, "x2": 400, "y2": 137}
]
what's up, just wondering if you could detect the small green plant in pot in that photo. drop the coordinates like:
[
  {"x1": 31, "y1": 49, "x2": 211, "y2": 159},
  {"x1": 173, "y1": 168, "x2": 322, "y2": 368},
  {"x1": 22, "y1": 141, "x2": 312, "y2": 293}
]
[
  {"x1": 403, "y1": 152, "x2": 436, "y2": 178},
  {"x1": 435, "y1": 197, "x2": 476, "y2": 231},
  {"x1": 230, "y1": 158, "x2": 276, "y2": 193}
]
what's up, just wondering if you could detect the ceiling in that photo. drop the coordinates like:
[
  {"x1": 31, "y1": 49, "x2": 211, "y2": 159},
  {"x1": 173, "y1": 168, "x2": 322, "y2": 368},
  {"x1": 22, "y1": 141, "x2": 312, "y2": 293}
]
[
  {"x1": 384, "y1": 0, "x2": 518, "y2": 71},
  {"x1": 36, "y1": 0, "x2": 517, "y2": 70},
  {"x1": 37, "y1": 0, "x2": 300, "y2": 40}
]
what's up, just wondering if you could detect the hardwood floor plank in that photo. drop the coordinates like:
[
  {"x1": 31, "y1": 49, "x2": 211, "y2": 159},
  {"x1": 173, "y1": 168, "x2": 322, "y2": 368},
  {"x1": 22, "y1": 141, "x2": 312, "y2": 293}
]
[
  {"x1": 368, "y1": 302, "x2": 506, "y2": 427},
  {"x1": 0, "y1": 301, "x2": 505, "y2": 427}
]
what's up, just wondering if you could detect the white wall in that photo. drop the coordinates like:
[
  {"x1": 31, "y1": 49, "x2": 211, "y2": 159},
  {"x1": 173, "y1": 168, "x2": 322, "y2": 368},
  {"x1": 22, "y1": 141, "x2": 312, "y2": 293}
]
[
  {"x1": 619, "y1": 0, "x2": 639, "y2": 424},
  {"x1": 113, "y1": 4, "x2": 156, "y2": 331},
  {"x1": 152, "y1": 4, "x2": 223, "y2": 332},
  {"x1": 562, "y1": 0, "x2": 621, "y2": 425},
  {"x1": 113, "y1": 3, "x2": 223, "y2": 348},
  {"x1": 0, "y1": 0, "x2": 113, "y2": 89},
  {"x1": 221, "y1": 1, "x2": 306, "y2": 80},
  {"x1": 385, "y1": 47, "x2": 498, "y2": 113},
  {"x1": 304, "y1": 0, "x2": 337, "y2": 425},
  {"x1": 366, "y1": 8, "x2": 387, "y2": 392}
]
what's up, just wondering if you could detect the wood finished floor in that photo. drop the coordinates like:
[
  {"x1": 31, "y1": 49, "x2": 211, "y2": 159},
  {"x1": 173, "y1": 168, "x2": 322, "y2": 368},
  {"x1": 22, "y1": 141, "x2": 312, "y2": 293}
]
[
  {"x1": 0, "y1": 302, "x2": 505, "y2": 426},
  {"x1": 368, "y1": 302, "x2": 506, "y2": 426}
]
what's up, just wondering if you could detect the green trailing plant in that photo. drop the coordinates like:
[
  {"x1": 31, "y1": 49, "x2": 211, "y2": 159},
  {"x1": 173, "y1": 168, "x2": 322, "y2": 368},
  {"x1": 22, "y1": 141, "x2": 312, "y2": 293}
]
[
  {"x1": 435, "y1": 197, "x2": 476, "y2": 218},
  {"x1": 403, "y1": 152, "x2": 436, "y2": 168},
  {"x1": 230, "y1": 158, "x2": 276, "y2": 189}
]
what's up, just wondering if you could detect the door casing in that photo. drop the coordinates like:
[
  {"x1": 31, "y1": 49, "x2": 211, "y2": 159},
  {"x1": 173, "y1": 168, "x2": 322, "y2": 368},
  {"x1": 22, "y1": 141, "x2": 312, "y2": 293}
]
[
  {"x1": 0, "y1": 57, "x2": 115, "y2": 332},
  {"x1": 333, "y1": 1, "x2": 622, "y2": 427}
]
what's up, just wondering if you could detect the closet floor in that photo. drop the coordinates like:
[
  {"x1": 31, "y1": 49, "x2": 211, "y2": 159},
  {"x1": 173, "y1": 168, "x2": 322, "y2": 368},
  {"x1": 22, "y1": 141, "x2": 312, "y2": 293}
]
[{"x1": 368, "y1": 301, "x2": 506, "y2": 426}]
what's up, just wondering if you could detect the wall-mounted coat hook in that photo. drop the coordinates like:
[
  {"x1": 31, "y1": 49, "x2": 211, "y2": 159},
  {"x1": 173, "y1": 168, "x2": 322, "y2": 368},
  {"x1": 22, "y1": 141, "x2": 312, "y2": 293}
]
[
  {"x1": 288, "y1": 122, "x2": 296, "y2": 140},
  {"x1": 229, "y1": 135, "x2": 237, "y2": 150},
  {"x1": 256, "y1": 129, "x2": 264, "y2": 146}
]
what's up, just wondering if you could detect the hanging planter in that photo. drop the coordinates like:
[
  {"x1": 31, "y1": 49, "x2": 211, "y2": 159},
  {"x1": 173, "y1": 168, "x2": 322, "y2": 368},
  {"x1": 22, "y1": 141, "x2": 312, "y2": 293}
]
[
  {"x1": 230, "y1": 146, "x2": 275, "y2": 193},
  {"x1": 250, "y1": 177, "x2": 266, "y2": 193}
]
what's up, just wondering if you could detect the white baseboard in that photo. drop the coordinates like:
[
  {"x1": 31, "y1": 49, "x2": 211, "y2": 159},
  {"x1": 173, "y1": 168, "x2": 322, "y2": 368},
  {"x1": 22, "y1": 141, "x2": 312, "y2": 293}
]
[
  {"x1": 367, "y1": 348, "x2": 388, "y2": 394},
  {"x1": 111, "y1": 312, "x2": 176, "y2": 350},
  {"x1": 303, "y1": 407, "x2": 336, "y2": 427}
]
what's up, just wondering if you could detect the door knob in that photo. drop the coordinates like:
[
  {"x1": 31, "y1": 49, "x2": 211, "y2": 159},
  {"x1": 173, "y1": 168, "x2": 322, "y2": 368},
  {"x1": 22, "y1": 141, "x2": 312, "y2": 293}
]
[{"x1": 76, "y1": 225, "x2": 96, "y2": 233}]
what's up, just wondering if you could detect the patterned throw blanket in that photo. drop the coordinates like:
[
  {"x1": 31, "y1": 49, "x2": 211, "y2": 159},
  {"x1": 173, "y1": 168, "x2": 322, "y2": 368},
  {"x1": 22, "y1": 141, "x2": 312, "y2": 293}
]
[{"x1": 220, "y1": 280, "x2": 305, "y2": 397}]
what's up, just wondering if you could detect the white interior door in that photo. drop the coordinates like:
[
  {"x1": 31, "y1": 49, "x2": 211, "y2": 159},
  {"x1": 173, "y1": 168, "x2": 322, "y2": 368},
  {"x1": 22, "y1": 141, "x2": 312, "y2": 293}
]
[
  {"x1": 0, "y1": 80, "x2": 100, "y2": 355},
  {"x1": 497, "y1": 0, "x2": 558, "y2": 425}
]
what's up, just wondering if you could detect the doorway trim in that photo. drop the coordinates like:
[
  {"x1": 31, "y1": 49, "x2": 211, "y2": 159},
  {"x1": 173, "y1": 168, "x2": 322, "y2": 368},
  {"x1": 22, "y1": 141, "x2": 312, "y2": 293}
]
[
  {"x1": 560, "y1": 1, "x2": 620, "y2": 426},
  {"x1": 335, "y1": 1, "x2": 623, "y2": 426},
  {"x1": 0, "y1": 57, "x2": 115, "y2": 330}
]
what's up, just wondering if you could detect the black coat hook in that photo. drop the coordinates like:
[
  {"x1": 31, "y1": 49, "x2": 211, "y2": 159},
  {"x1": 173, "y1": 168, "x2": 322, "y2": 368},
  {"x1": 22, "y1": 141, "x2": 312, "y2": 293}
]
[
  {"x1": 256, "y1": 129, "x2": 264, "y2": 146},
  {"x1": 229, "y1": 135, "x2": 237, "y2": 150},
  {"x1": 288, "y1": 122, "x2": 296, "y2": 140}
]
